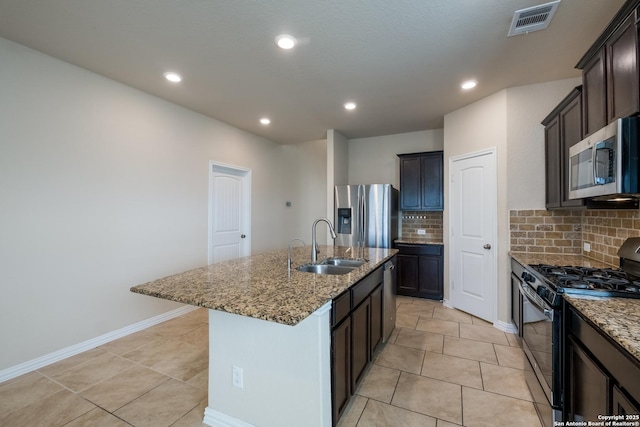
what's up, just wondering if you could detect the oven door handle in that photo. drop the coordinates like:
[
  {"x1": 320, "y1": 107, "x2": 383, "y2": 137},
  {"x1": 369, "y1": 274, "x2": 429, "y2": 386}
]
[{"x1": 519, "y1": 283, "x2": 553, "y2": 315}]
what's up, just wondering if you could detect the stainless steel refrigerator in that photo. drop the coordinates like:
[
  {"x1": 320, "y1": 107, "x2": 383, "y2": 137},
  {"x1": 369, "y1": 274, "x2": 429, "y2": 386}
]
[{"x1": 334, "y1": 184, "x2": 398, "y2": 248}]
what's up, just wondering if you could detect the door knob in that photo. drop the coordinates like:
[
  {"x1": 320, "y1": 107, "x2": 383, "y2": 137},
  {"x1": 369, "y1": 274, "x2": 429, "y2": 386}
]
[
  {"x1": 483, "y1": 243, "x2": 491, "y2": 250},
  {"x1": 241, "y1": 234, "x2": 246, "y2": 239}
]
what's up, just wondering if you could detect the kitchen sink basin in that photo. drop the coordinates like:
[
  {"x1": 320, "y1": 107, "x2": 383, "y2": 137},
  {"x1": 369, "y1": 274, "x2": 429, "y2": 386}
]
[
  {"x1": 320, "y1": 257, "x2": 367, "y2": 267},
  {"x1": 296, "y1": 264, "x2": 356, "y2": 275}
]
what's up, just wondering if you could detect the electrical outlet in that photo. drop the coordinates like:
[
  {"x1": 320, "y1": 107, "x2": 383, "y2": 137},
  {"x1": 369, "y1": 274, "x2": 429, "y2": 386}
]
[
  {"x1": 232, "y1": 365, "x2": 243, "y2": 389},
  {"x1": 583, "y1": 242, "x2": 591, "y2": 252},
  {"x1": 417, "y1": 229, "x2": 426, "y2": 235}
]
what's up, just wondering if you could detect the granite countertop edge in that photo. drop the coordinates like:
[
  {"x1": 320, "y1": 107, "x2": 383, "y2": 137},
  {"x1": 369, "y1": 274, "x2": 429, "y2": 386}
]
[{"x1": 131, "y1": 245, "x2": 398, "y2": 327}]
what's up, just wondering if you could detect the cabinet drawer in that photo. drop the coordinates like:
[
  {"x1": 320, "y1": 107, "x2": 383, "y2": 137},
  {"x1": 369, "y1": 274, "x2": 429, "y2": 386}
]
[
  {"x1": 352, "y1": 267, "x2": 382, "y2": 308},
  {"x1": 332, "y1": 290, "x2": 351, "y2": 327},
  {"x1": 395, "y1": 243, "x2": 443, "y2": 256}
]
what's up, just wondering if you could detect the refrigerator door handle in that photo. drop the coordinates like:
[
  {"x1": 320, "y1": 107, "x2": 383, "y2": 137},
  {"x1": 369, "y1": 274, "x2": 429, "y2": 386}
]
[{"x1": 360, "y1": 186, "x2": 366, "y2": 248}]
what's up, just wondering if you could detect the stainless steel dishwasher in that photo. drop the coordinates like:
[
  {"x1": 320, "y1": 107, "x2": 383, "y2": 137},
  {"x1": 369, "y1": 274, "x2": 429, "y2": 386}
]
[{"x1": 382, "y1": 259, "x2": 396, "y2": 342}]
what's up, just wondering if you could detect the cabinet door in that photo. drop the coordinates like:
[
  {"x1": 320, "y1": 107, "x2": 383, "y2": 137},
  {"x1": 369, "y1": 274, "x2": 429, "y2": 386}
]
[
  {"x1": 612, "y1": 384, "x2": 640, "y2": 416},
  {"x1": 351, "y1": 299, "x2": 370, "y2": 391},
  {"x1": 396, "y1": 254, "x2": 419, "y2": 295},
  {"x1": 399, "y1": 157, "x2": 421, "y2": 210},
  {"x1": 559, "y1": 90, "x2": 584, "y2": 208},
  {"x1": 607, "y1": 12, "x2": 639, "y2": 122},
  {"x1": 566, "y1": 337, "x2": 610, "y2": 421},
  {"x1": 418, "y1": 255, "x2": 443, "y2": 299},
  {"x1": 544, "y1": 116, "x2": 562, "y2": 209},
  {"x1": 369, "y1": 285, "x2": 383, "y2": 354},
  {"x1": 583, "y1": 48, "x2": 607, "y2": 137},
  {"x1": 421, "y1": 153, "x2": 444, "y2": 210},
  {"x1": 331, "y1": 318, "x2": 351, "y2": 426}
]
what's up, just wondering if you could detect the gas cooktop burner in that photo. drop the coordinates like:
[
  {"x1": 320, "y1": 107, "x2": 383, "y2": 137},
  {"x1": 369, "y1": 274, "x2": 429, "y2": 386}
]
[{"x1": 530, "y1": 264, "x2": 640, "y2": 298}]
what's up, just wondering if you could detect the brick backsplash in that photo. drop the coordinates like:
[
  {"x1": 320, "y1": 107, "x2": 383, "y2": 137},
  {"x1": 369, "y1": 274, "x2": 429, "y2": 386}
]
[
  {"x1": 510, "y1": 210, "x2": 583, "y2": 255},
  {"x1": 510, "y1": 209, "x2": 640, "y2": 266},
  {"x1": 401, "y1": 211, "x2": 443, "y2": 241}
]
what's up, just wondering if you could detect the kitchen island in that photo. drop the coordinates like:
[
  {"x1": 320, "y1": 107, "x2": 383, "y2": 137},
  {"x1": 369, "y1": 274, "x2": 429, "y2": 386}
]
[{"x1": 131, "y1": 245, "x2": 397, "y2": 427}]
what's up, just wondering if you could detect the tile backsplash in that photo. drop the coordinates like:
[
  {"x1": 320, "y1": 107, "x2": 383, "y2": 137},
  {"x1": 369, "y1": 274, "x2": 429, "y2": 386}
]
[
  {"x1": 510, "y1": 209, "x2": 640, "y2": 266},
  {"x1": 401, "y1": 211, "x2": 443, "y2": 241}
]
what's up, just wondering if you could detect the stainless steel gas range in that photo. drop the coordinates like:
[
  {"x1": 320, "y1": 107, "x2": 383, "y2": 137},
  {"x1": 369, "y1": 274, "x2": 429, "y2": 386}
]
[{"x1": 511, "y1": 237, "x2": 640, "y2": 427}]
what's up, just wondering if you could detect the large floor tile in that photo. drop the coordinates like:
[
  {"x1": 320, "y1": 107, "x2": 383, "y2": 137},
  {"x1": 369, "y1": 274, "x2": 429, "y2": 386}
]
[
  {"x1": 391, "y1": 372, "x2": 462, "y2": 424},
  {"x1": 38, "y1": 348, "x2": 107, "y2": 376},
  {"x1": 416, "y1": 318, "x2": 460, "y2": 337},
  {"x1": 436, "y1": 420, "x2": 464, "y2": 427},
  {"x1": 187, "y1": 367, "x2": 209, "y2": 390},
  {"x1": 171, "y1": 400, "x2": 208, "y2": 427},
  {"x1": 64, "y1": 407, "x2": 131, "y2": 427},
  {"x1": 373, "y1": 343, "x2": 425, "y2": 374},
  {"x1": 50, "y1": 352, "x2": 135, "y2": 392},
  {"x1": 150, "y1": 341, "x2": 208, "y2": 382},
  {"x1": 121, "y1": 336, "x2": 188, "y2": 367},
  {"x1": 443, "y1": 336, "x2": 497, "y2": 364},
  {"x1": 98, "y1": 329, "x2": 165, "y2": 355},
  {"x1": 494, "y1": 344, "x2": 531, "y2": 370},
  {"x1": 177, "y1": 324, "x2": 209, "y2": 347},
  {"x1": 0, "y1": 372, "x2": 64, "y2": 418},
  {"x1": 0, "y1": 389, "x2": 96, "y2": 427},
  {"x1": 396, "y1": 313, "x2": 419, "y2": 329},
  {"x1": 145, "y1": 313, "x2": 206, "y2": 338},
  {"x1": 396, "y1": 328, "x2": 444, "y2": 353},
  {"x1": 462, "y1": 387, "x2": 541, "y2": 427},
  {"x1": 396, "y1": 303, "x2": 435, "y2": 318},
  {"x1": 471, "y1": 316, "x2": 493, "y2": 327},
  {"x1": 336, "y1": 394, "x2": 368, "y2": 427},
  {"x1": 357, "y1": 399, "x2": 437, "y2": 427},
  {"x1": 114, "y1": 379, "x2": 206, "y2": 427},
  {"x1": 80, "y1": 364, "x2": 170, "y2": 412},
  {"x1": 480, "y1": 363, "x2": 533, "y2": 401},
  {"x1": 355, "y1": 364, "x2": 400, "y2": 403},
  {"x1": 433, "y1": 307, "x2": 473, "y2": 324},
  {"x1": 506, "y1": 332, "x2": 523, "y2": 348},
  {"x1": 459, "y1": 323, "x2": 510, "y2": 346},
  {"x1": 421, "y1": 352, "x2": 483, "y2": 389}
]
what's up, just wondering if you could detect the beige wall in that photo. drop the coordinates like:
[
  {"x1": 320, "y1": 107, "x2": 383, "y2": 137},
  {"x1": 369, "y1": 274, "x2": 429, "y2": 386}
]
[
  {"x1": 0, "y1": 37, "x2": 316, "y2": 371},
  {"x1": 443, "y1": 77, "x2": 583, "y2": 325},
  {"x1": 347, "y1": 130, "x2": 444, "y2": 187}
]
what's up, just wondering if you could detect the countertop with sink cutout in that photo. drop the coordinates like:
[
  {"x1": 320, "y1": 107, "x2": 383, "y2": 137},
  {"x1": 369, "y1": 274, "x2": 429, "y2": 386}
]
[{"x1": 131, "y1": 245, "x2": 397, "y2": 326}]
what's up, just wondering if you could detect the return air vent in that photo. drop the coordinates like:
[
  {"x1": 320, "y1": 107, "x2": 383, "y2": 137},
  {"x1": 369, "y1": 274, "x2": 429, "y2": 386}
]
[{"x1": 508, "y1": 0, "x2": 561, "y2": 37}]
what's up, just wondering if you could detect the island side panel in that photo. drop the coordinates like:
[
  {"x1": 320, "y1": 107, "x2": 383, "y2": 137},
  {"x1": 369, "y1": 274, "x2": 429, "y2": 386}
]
[{"x1": 204, "y1": 303, "x2": 332, "y2": 427}]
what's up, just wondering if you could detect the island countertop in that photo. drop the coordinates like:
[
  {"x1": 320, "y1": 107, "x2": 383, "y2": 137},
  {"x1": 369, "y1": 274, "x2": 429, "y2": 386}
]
[{"x1": 130, "y1": 245, "x2": 397, "y2": 326}]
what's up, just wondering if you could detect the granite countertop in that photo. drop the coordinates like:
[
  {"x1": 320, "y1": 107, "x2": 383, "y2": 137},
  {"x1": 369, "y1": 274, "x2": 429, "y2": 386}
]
[
  {"x1": 395, "y1": 238, "x2": 444, "y2": 245},
  {"x1": 130, "y1": 245, "x2": 397, "y2": 326},
  {"x1": 564, "y1": 295, "x2": 640, "y2": 362},
  {"x1": 510, "y1": 252, "x2": 615, "y2": 269}
]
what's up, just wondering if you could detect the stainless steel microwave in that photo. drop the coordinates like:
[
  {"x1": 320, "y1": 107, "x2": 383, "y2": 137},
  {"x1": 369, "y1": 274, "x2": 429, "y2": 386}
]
[{"x1": 569, "y1": 117, "x2": 640, "y2": 200}]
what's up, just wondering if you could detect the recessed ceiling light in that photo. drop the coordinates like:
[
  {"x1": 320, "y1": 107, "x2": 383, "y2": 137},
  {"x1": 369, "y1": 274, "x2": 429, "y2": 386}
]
[
  {"x1": 163, "y1": 72, "x2": 183, "y2": 83},
  {"x1": 260, "y1": 118, "x2": 271, "y2": 125},
  {"x1": 344, "y1": 102, "x2": 357, "y2": 110},
  {"x1": 461, "y1": 80, "x2": 477, "y2": 90},
  {"x1": 275, "y1": 34, "x2": 297, "y2": 50}
]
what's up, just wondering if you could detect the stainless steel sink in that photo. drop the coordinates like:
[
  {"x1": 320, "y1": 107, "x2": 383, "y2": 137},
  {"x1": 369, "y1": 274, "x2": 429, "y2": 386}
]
[
  {"x1": 296, "y1": 264, "x2": 356, "y2": 275},
  {"x1": 320, "y1": 257, "x2": 367, "y2": 267}
]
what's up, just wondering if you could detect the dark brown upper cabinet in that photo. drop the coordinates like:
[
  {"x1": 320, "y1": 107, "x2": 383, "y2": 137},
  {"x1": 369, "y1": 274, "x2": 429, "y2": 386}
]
[
  {"x1": 542, "y1": 87, "x2": 585, "y2": 209},
  {"x1": 398, "y1": 151, "x2": 443, "y2": 211},
  {"x1": 577, "y1": 2, "x2": 640, "y2": 137}
]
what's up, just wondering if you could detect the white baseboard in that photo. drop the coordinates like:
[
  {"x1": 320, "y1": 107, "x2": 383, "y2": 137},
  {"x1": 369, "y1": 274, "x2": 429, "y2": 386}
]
[
  {"x1": 442, "y1": 298, "x2": 452, "y2": 308},
  {"x1": 0, "y1": 305, "x2": 197, "y2": 383},
  {"x1": 203, "y1": 407, "x2": 255, "y2": 427},
  {"x1": 494, "y1": 319, "x2": 518, "y2": 334}
]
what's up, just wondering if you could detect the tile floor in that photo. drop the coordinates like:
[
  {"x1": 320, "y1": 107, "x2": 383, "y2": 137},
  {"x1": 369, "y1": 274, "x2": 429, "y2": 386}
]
[{"x1": 0, "y1": 297, "x2": 542, "y2": 427}]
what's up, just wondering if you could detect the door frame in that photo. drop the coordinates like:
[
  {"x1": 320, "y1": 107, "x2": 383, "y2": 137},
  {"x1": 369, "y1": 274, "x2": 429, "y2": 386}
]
[
  {"x1": 208, "y1": 161, "x2": 252, "y2": 265},
  {"x1": 448, "y1": 147, "x2": 498, "y2": 323}
]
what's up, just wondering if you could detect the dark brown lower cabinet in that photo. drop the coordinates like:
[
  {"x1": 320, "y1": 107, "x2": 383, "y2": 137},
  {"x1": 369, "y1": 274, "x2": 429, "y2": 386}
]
[
  {"x1": 564, "y1": 303, "x2": 640, "y2": 423},
  {"x1": 395, "y1": 243, "x2": 443, "y2": 300},
  {"x1": 565, "y1": 336, "x2": 610, "y2": 421},
  {"x1": 331, "y1": 317, "x2": 351, "y2": 426},
  {"x1": 351, "y1": 297, "x2": 370, "y2": 390}
]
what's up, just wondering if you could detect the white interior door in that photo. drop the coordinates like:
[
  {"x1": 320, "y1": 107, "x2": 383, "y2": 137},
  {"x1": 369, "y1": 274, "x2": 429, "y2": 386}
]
[
  {"x1": 209, "y1": 162, "x2": 251, "y2": 264},
  {"x1": 450, "y1": 149, "x2": 497, "y2": 322}
]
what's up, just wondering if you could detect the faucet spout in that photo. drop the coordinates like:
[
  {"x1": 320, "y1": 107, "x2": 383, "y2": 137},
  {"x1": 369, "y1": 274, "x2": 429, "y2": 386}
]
[
  {"x1": 288, "y1": 238, "x2": 306, "y2": 274},
  {"x1": 311, "y1": 218, "x2": 337, "y2": 263}
]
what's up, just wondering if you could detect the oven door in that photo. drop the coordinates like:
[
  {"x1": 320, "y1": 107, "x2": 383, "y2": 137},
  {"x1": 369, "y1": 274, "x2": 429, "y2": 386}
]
[{"x1": 519, "y1": 283, "x2": 557, "y2": 427}]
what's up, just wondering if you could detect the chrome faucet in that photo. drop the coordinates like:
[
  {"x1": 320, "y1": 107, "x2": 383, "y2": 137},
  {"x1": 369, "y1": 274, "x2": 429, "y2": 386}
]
[
  {"x1": 288, "y1": 238, "x2": 306, "y2": 274},
  {"x1": 311, "y1": 218, "x2": 337, "y2": 263}
]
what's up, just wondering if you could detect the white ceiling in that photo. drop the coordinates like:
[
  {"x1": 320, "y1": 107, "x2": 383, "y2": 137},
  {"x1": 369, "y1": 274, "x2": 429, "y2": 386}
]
[{"x1": 0, "y1": 0, "x2": 626, "y2": 144}]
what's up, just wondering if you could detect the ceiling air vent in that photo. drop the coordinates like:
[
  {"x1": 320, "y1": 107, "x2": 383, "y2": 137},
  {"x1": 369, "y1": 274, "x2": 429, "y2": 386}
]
[{"x1": 508, "y1": 0, "x2": 561, "y2": 37}]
